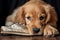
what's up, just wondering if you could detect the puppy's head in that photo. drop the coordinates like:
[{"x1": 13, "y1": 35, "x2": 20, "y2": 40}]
[{"x1": 15, "y1": 4, "x2": 57, "y2": 35}]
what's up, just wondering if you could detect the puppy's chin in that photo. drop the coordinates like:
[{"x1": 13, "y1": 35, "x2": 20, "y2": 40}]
[
  {"x1": 29, "y1": 31, "x2": 43, "y2": 35},
  {"x1": 30, "y1": 32, "x2": 42, "y2": 35},
  {"x1": 34, "y1": 33, "x2": 43, "y2": 35}
]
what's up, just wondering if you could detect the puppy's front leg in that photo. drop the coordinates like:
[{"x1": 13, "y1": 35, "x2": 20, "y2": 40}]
[
  {"x1": 5, "y1": 21, "x2": 14, "y2": 26},
  {"x1": 44, "y1": 24, "x2": 59, "y2": 36},
  {"x1": 5, "y1": 15, "x2": 14, "y2": 26}
]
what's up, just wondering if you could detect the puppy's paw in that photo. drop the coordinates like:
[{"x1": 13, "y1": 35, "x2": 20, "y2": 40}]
[{"x1": 44, "y1": 25, "x2": 59, "y2": 37}]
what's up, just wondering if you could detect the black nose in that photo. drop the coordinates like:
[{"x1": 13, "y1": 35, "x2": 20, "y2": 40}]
[{"x1": 33, "y1": 28, "x2": 40, "y2": 33}]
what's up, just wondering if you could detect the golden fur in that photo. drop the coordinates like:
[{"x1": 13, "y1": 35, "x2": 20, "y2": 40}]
[{"x1": 5, "y1": 0, "x2": 59, "y2": 36}]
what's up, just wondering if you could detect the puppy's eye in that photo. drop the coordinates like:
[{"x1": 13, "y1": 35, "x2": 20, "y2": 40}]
[
  {"x1": 39, "y1": 16, "x2": 44, "y2": 20},
  {"x1": 26, "y1": 16, "x2": 31, "y2": 20}
]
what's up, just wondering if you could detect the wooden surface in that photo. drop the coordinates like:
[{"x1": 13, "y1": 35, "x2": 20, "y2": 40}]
[{"x1": 0, "y1": 36, "x2": 60, "y2": 40}]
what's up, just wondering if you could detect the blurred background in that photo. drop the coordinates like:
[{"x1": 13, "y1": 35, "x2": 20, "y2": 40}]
[{"x1": 0, "y1": 0, "x2": 60, "y2": 28}]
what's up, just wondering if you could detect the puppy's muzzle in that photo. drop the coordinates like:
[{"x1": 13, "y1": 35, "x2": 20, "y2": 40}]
[{"x1": 33, "y1": 28, "x2": 40, "y2": 33}]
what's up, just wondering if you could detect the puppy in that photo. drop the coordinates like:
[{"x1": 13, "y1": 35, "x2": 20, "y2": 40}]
[{"x1": 5, "y1": 0, "x2": 59, "y2": 36}]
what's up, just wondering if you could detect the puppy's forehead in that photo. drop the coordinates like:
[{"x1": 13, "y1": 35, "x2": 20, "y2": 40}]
[
  {"x1": 25, "y1": 4, "x2": 42, "y2": 13},
  {"x1": 24, "y1": 4, "x2": 44, "y2": 16}
]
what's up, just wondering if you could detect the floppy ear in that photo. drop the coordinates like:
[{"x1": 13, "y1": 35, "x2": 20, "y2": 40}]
[
  {"x1": 43, "y1": 5, "x2": 58, "y2": 26},
  {"x1": 49, "y1": 6, "x2": 58, "y2": 26},
  {"x1": 14, "y1": 7, "x2": 25, "y2": 24}
]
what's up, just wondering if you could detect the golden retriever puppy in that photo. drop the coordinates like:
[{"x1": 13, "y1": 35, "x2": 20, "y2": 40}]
[{"x1": 5, "y1": 0, "x2": 59, "y2": 36}]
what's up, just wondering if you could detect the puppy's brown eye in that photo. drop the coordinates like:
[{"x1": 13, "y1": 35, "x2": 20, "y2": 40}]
[
  {"x1": 39, "y1": 16, "x2": 44, "y2": 20},
  {"x1": 27, "y1": 16, "x2": 31, "y2": 20}
]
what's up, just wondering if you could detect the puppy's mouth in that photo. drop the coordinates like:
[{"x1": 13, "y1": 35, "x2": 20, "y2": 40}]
[{"x1": 31, "y1": 28, "x2": 43, "y2": 35}]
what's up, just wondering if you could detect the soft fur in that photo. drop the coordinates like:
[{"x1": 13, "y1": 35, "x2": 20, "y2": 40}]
[{"x1": 5, "y1": 0, "x2": 59, "y2": 36}]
